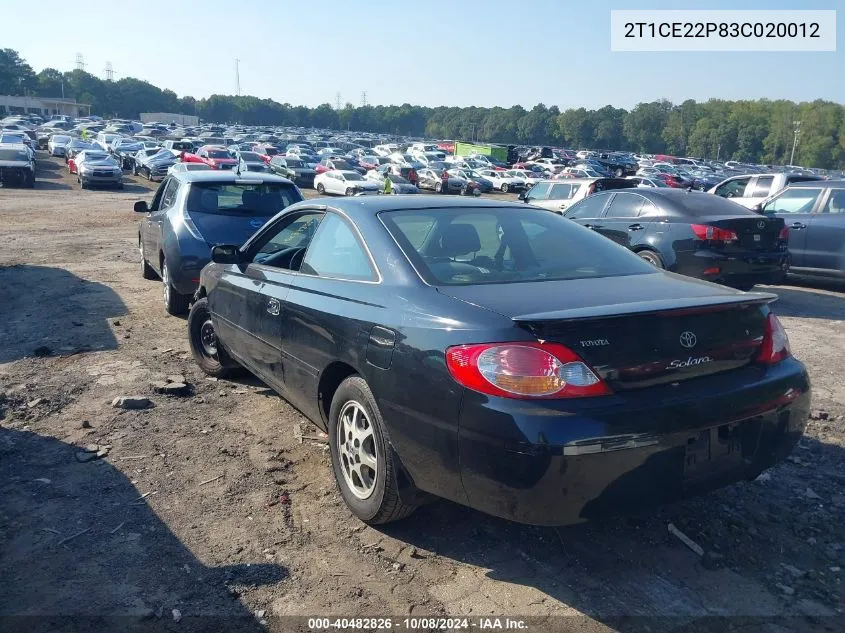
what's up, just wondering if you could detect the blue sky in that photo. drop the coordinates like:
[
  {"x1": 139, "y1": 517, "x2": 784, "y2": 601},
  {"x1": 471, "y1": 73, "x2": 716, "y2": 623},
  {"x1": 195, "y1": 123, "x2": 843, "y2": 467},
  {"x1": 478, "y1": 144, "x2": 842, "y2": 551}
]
[{"x1": 4, "y1": 0, "x2": 842, "y2": 109}]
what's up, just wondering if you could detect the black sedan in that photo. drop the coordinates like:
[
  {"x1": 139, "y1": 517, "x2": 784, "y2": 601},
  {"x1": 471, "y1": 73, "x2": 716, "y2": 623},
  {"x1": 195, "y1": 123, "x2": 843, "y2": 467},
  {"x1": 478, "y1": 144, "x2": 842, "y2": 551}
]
[
  {"x1": 135, "y1": 170, "x2": 303, "y2": 314},
  {"x1": 562, "y1": 188, "x2": 789, "y2": 290},
  {"x1": 188, "y1": 196, "x2": 809, "y2": 526}
]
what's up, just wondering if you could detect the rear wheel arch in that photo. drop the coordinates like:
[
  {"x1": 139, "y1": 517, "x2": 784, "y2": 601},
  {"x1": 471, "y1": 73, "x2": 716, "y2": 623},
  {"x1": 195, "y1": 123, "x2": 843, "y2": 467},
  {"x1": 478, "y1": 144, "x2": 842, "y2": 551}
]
[
  {"x1": 317, "y1": 361, "x2": 360, "y2": 429},
  {"x1": 633, "y1": 246, "x2": 665, "y2": 268}
]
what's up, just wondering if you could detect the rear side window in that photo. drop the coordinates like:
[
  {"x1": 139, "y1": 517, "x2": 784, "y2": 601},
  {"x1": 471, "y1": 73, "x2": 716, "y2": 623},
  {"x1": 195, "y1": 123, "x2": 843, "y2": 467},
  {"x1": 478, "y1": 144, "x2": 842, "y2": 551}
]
[
  {"x1": 749, "y1": 176, "x2": 774, "y2": 198},
  {"x1": 549, "y1": 183, "x2": 578, "y2": 200},
  {"x1": 605, "y1": 193, "x2": 643, "y2": 218},
  {"x1": 821, "y1": 189, "x2": 845, "y2": 214},
  {"x1": 301, "y1": 213, "x2": 376, "y2": 281},
  {"x1": 159, "y1": 179, "x2": 180, "y2": 211}
]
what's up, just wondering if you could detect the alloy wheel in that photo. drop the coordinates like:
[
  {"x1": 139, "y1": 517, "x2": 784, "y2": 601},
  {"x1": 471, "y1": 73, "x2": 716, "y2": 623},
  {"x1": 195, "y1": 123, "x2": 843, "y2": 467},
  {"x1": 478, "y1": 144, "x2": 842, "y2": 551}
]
[
  {"x1": 336, "y1": 400, "x2": 378, "y2": 500},
  {"x1": 199, "y1": 319, "x2": 218, "y2": 357},
  {"x1": 162, "y1": 262, "x2": 171, "y2": 304}
]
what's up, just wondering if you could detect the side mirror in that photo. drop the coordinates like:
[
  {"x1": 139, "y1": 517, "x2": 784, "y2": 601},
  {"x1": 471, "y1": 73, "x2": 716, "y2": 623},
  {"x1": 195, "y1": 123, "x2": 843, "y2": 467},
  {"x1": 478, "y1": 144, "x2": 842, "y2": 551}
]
[
  {"x1": 518, "y1": 191, "x2": 526, "y2": 201},
  {"x1": 133, "y1": 201, "x2": 149, "y2": 213},
  {"x1": 211, "y1": 244, "x2": 242, "y2": 265},
  {"x1": 752, "y1": 203, "x2": 763, "y2": 213}
]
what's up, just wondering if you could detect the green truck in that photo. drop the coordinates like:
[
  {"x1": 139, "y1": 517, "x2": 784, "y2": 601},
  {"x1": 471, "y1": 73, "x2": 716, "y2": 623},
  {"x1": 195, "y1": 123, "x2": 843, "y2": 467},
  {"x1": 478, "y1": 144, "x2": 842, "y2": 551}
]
[{"x1": 453, "y1": 142, "x2": 508, "y2": 163}]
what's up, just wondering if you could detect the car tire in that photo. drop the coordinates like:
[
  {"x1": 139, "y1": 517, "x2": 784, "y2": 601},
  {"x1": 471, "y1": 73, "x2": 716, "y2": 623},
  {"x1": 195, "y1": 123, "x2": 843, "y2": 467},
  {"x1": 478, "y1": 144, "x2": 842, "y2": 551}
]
[
  {"x1": 501, "y1": 183, "x2": 509, "y2": 193},
  {"x1": 132, "y1": 164, "x2": 138, "y2": 176},
  {"x1": 316, "y1": 183, "x2": 326, "y2": 194},
  {"x1": 345, "y1": 187, "x2": 354, "y2": 196},
  {"x1": 328, "y1": 376, "x2": 418, "y2": 525},
  {"x1": 139, "y1": 241, "x2": 156, "y2": 280},
  {"x1": 187, "y1": 297, "x2": 240, "y2": 378},
  {"x1": 161, "y1": 260, "x2": 190, "y2": 315},
  {"x1": 615, "y1": 168, "x2": 624, "y2": 177},
  {"x1": 147, "y1": 169, "x2": 153, "y2": 181},
  {"x1": 434, "y1": 181, "x2": 443, "y2": 193},
  {"x1": 638, "y1": 249, "x2": 664, "y2": 268}
]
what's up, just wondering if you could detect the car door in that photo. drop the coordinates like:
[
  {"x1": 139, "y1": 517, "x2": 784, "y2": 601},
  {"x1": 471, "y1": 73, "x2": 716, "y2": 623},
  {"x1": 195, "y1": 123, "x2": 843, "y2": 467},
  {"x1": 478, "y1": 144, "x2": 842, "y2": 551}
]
[
  {"x1": 281, "y1": 211, "x2": 381, "y2": 421},
  {"x1": 760, "y1": 186, "x2": 825, "y2": 268},
  {"x1": 803, "y1": 188, "x2": 845, "y2": 274},
  {"x1": 563, "y1": 191, "x2": 613, "y2": 230},
  {"x1": 209, "y1": 210, "x2": 325, "y2": 392},
  {"x1": 598, "y1": 191, "x2": 651, "y2": 248},
  {"x1": 143, "y1": 177, "x2": 180, "y2": 275}
]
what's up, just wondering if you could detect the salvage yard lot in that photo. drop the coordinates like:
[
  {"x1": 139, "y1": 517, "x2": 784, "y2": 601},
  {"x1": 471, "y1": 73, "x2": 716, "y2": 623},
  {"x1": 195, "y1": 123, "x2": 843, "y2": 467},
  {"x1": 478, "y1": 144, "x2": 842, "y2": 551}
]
[{"x1": 1, "y1": 155, "x2": 844, "y2": 631}]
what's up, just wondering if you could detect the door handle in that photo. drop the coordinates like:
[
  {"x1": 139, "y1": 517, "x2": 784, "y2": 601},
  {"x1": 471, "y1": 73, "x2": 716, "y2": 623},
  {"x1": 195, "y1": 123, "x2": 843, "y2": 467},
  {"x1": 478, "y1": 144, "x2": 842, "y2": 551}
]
[
  {"x1": 790, "y1": 222, "x2": 807, "y2": 230},
  {"x1": 628, "y1": 223, "x2": 645, "y2": 231},
  {"x1": 266, "y1": 298, "x2": 281, "y2": 316}
]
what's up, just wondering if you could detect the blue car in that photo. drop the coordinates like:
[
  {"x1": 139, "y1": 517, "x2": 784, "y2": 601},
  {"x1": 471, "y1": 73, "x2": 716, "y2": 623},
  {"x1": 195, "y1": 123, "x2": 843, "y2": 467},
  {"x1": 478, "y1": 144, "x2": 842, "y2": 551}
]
[{"x1": 135, "y1": 171, "x2": 303, "y2": 314}]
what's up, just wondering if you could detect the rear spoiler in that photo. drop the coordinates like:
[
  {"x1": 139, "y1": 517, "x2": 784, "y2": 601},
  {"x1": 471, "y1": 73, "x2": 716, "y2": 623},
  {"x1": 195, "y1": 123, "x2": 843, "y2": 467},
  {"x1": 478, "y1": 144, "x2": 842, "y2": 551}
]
[{"x1": 512, "y1": 292, "x2": 777, "y2": 323}]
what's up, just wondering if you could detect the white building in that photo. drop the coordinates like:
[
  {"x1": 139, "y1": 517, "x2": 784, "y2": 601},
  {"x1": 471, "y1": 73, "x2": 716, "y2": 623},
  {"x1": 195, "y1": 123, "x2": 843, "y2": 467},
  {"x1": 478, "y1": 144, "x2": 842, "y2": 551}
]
[{"x1": 0, "y1": 95, "x2": 92, "y2": 118}]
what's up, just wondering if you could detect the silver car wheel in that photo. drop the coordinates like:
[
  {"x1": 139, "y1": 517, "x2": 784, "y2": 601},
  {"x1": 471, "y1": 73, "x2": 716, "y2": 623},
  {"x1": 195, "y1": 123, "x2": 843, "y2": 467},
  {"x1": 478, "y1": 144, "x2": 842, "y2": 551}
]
[
  {"x1": 200, "y1": 319, "x2": 218, "y2": 357},
  {"x1": 336, "y1": 400, "x2": 378, "y2": 500},
  {"x1": 162, "y1": 262, "x2": 171, "y2": 304}
]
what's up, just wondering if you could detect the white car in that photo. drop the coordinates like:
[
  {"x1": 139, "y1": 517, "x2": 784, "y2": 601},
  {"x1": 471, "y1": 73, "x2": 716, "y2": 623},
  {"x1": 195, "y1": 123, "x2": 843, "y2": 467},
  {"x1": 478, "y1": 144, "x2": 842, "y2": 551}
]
[
  {"x1": 530, "y1": 158, "x2": 566, "y2": 174},
  {"x1": 477, "y1": 169, "x2": 524, "y2": 193},
  {"x1": 314, "y1": 170, "x2": 380, "y2": 196},
  {"x1": 373, "y1": 144, "x2": 399, "y2": 157},
  {"x1": 506, "y1": 169, "x2": 543, "y2": 186},
  {"x1": 626, "y1": 176, "x2": 668, "y2": 188},
  {"x1": 317, "y1": 147, "x2": 344, "y2": 157}
]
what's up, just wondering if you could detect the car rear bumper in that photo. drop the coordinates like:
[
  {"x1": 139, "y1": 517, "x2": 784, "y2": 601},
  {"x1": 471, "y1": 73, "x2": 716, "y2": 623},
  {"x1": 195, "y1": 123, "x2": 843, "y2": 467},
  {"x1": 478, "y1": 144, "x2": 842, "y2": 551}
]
[
  {"x1": 455, "y1": 358, "x2": 809, "y2": 526},
  {"x1": 676, "y1": 250, "x2": 789, "y2": 287}
]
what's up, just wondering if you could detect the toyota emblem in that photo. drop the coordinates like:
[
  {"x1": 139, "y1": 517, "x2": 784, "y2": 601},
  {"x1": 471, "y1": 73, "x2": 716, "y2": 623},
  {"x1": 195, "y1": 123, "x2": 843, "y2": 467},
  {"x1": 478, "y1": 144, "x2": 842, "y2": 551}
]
[{"x1": 679, "y1": 331, "x2": 697, "y2": 349}]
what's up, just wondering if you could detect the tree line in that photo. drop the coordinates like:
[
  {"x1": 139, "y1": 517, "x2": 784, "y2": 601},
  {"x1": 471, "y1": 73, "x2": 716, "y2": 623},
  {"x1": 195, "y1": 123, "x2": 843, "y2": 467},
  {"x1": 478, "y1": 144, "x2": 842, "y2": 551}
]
[{"x1": 2, "y1": 48, "x2": 844, "y2": 169}]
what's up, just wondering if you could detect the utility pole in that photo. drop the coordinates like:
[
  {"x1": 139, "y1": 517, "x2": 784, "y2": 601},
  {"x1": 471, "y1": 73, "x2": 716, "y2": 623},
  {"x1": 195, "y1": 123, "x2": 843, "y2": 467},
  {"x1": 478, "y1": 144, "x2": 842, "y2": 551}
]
[
  {"x1": 235, "y1": 59, "x2": 241, "y2": 96},
  {"x1": 335, "y1": 92, "x2": 342, "y2": 110},
  {"x1": 361, "y1": 91, "x2": 367, "y2": 107},
  {"x1": 75, "y1": 53, "x2": 85, "y2": 71},
  {"x1": 789, "y1": 120, "x2": 801, "y2": 166},
  {"x1": 104, "y1": 61, "x2": 114, "y2": 81}
]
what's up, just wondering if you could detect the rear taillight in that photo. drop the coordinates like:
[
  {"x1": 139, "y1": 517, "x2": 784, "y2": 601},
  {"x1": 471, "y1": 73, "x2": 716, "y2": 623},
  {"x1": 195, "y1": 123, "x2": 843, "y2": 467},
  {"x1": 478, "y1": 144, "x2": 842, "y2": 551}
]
[
  {"x1": 445, "y1": 342, "x2": 612, "y2": 399},
  {"x1": 779, "y1": 227, "x2": 789, "y2": 240},
  {"x1": 691, "y1": 224, "x2": 738, "y2": 243},
  {"x1": 756, "y1": 313, "x2": 791, "y2": 365}
]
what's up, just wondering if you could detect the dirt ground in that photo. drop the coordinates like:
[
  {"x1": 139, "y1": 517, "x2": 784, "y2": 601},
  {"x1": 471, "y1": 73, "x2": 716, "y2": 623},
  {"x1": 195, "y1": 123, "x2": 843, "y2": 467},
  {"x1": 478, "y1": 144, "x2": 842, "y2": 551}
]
[{"x1": 0, "y1": 155, "x2": 843, "y2": 633}]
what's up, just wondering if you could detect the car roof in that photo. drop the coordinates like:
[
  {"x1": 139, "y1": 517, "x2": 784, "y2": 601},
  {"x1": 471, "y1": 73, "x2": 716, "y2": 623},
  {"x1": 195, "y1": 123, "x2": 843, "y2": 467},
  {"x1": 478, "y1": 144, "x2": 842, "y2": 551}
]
[
  {"x1": 293, "y1": 195, "x2": 529, "y2": 217},
  {"x1": 786, "y1": 179, "x2": 844, "y2": 188},
  {"x1": 172, "y1": 170, "x2": 294, "y2": 184},
  {"x1": 0, "y1": 142, "x2": 29, "y2": 151}
]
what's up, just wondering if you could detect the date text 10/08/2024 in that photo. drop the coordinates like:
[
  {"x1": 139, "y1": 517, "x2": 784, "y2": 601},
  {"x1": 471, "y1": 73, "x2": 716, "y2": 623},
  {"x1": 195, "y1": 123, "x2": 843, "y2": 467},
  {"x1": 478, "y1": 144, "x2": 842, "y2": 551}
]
[{"x1": 308, "y1": 617, "x2": 529, "y2": 630}]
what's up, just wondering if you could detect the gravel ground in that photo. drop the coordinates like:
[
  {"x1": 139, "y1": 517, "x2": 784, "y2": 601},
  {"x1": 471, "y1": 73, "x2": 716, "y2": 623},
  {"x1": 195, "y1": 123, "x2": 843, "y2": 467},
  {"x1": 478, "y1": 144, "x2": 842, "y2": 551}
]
[{"x1": 0, "y1": 155, "x2": 843, "y2": 633}]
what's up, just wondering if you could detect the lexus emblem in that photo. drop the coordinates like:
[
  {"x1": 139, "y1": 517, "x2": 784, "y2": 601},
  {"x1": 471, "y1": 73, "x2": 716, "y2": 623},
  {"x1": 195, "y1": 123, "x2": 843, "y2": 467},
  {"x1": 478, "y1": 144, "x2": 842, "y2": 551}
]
[
  {"x1": 757, "y1": 220, "x2": 766, "y2": 229},
  {"x1": 679, "y1": 331, "x2": 697, "y2": 349}
]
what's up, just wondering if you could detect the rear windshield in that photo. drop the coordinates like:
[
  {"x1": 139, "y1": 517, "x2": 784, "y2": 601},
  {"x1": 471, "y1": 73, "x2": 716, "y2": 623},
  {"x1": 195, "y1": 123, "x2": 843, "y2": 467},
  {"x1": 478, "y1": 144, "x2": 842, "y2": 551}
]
[
  {"x1": 380, "y1": 207, "x2": 654, "y2": 286},
  {"x1": 0, "y1": 149, "x2": 29, "y2": 161},
  {"x1": 171, "y1": 142, "x2": 193, "y2": 151},
  {"x1": 239, "y1": 152, "x2": 262, "y2": 161},
  {"x1": 186, "y1": 183, "x2": 303, "y2": 216},
  {"x1": 673, "y1": 193, "x2": 759, "y2": 216},
  {"x1": 206, "y1": 150, "x2": 230, "y2": 159}
]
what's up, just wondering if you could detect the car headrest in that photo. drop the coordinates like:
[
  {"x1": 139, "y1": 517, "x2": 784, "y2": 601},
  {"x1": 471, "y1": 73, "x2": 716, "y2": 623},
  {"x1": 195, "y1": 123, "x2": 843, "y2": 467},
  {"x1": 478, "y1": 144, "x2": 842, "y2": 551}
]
[
  {"x1": 439, "y1": 223, "x2": 481, "y2": 257},
  {"x1": 241, "y1": 190, "x2": 260, "y2": 210},
  {"x1": 199, "y1": 189, "x2": 219, "y2": 211}
]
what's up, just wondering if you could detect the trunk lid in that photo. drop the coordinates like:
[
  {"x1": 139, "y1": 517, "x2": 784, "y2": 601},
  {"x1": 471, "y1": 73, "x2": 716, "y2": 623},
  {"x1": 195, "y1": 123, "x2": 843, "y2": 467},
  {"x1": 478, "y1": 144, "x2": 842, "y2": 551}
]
[
  {"x1": 697, "y1": 215, "x2": 786, "y2": 252},
  {"x1": 438, "y1": 272, "x2": 774, "y2": 390}
]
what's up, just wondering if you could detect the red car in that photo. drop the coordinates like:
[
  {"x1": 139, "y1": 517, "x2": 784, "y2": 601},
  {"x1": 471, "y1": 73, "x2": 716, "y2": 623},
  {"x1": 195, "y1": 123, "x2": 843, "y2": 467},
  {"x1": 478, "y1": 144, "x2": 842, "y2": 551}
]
[
  {"x1": 254, "y1": 145, "x2": 281, "y2": 164},
  {"x1": 654, "y1": 172, "x2": 685, "y2": 188},
  {"x1": 183, "y1": 145, "x2": 237, "y2": 170}
]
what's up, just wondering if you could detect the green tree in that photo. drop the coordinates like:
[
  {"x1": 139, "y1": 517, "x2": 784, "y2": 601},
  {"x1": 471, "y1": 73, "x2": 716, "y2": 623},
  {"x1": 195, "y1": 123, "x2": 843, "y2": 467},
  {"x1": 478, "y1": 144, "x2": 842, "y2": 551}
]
[{"x1": 0, "y1": 48, "x2": 36, "y2": 95}]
